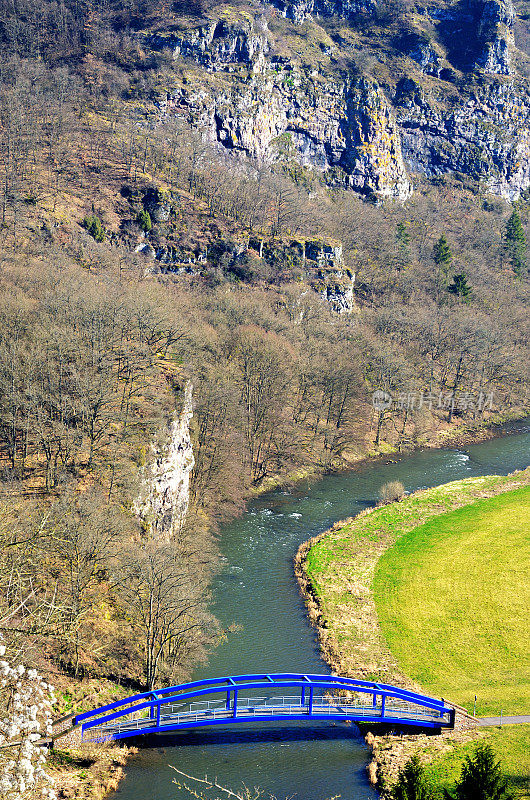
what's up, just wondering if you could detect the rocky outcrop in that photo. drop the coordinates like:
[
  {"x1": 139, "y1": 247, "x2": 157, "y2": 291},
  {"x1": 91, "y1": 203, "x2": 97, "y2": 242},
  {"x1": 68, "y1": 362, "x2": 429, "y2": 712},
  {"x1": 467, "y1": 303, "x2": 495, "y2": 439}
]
[
  {"x1": 147, "y1": 14, "x2": 269, "y2": 71},
  {"x1": 272, "y1": 0, "x2": 377, "y2": 23},
  {"x1": 135, "y1": 382, "x2": 195, "y2": 540},
  {"x1": 406, "y1": 37, "x2": 442, "y2": 76},
  {"x1": 319, "y1": 274, "x2": 355, "y2": 312},
  {"x1": 343, "y1": 78, "x2": 411, "y2": 198},
  {"x1": 272, "y1": 0, "x2": 315, "y2": 23},
  {"x1": 304, "y1": 240, "x2": 356, "y2": 311},
  {"x1": 166, "y1": 67, "x2": 411, "y2": 198},
  {"x1": 146, "y1": 0, "x2": 530, "y2": 200},
  {"x1": 247, "y1": 236, "x2": 356, "y2": 311},
  {"x1": 394, "y1": 77, "x2": 530, "y2": 201},
  {"x1": 142, "y1": 187, "x2": 171, "y2": 222},
  {"x1": 474, "y1": 0, "x2": 515, "y2": 74}
]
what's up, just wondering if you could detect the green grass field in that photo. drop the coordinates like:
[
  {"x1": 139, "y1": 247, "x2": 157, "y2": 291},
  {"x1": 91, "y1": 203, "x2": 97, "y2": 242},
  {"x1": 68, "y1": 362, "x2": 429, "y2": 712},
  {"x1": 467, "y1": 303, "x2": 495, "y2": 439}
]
[{"x1": 374, "y1": 486, "x2": 530, "y2": 717}]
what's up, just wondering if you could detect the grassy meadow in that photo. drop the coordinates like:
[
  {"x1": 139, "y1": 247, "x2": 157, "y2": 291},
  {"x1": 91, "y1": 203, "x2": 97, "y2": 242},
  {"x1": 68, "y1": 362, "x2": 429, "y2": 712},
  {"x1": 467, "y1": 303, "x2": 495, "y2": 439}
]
[
  {"x1": 303, "y1": 469, "x2": 529, "y2": 690},
  {"x1": 374, "y1": 486, "x2": 530, "y2": 716}
]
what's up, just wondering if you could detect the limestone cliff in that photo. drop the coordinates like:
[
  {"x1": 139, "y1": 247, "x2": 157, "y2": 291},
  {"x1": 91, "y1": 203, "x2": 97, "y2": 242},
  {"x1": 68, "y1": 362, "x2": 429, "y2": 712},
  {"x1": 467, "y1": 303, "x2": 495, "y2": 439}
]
[
  {"x1": 161, "y1": 47, "x2": 411, "y2": 198},
  {"x1": 395, "y1": 78, "x2": 530, "y2": 201},
  {"x1": 273, "y1": 0, "x2": 376, "y2": 22},
  {"x1": 135, "y1": 382, "x2": 195, "y2": 540},
  {"x1": 145, "y1": 0, "x2": 530, "y2": 200}
]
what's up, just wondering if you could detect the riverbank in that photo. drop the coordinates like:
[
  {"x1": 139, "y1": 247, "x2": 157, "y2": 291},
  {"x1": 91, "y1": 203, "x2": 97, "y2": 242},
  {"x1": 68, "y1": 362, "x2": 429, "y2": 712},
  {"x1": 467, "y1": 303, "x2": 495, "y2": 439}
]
[
  {"x1": 254, "y1": 408, "x2": 529, "y2": 497},
  {"x1": 46, "y1": 675, "x2": 137, "y2": 799},
  {"x1": 295, "y1": 468, "x2": 530, "y2": 794},
  {"x1": 48, "y1": 741, "x2": 134, "y2": 800}
]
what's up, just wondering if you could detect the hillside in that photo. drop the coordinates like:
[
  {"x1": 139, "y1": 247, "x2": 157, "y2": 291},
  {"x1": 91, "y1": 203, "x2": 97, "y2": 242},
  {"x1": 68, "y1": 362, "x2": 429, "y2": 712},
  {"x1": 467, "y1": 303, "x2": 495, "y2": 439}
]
[
  {"x1": 3, "y1": 0, "x2": 529, "y2": 201},
  {"x1": 0, "y1": 0, "x2": 528, "y2": 697}
]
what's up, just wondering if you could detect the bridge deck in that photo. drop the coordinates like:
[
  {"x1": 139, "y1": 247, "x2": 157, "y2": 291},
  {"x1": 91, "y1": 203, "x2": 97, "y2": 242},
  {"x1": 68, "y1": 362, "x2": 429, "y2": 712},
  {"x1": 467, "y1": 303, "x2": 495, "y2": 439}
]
[{"x1": 89, "y1": 700, "x2": 448, "y2": 740}]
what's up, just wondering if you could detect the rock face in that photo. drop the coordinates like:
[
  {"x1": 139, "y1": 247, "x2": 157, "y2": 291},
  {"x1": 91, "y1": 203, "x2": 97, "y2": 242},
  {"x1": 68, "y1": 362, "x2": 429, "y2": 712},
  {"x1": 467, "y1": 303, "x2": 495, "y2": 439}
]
[
  {"x1": 395, "y1": 78, "x2": 530, "y2": 201},
  {"x1": 135, "y1": 382, "x2": 195, "y2": 540},
  {"x1": 272, "y1": 0, "x2": 377, "y2": 23},
  {"x1": 143, "y1": 187, "x2": 171, "y2": 222},
  {"x1": 167, "y1": 65, "x2": 412, "y2": 198},
  {"x1": 320, "y1": 274, "x2": 355, "y2": 312},
  {"x1": 147, "y1": 0, "x2": 530, "y2": 200},
  {"x1": 474, "y1": 0, "x2": 515, "y2": 74},
  {"x1": 407, "y1": 38, "x2": 442, "y2": 76},
  {"x1": 148, "y1": 15, "x2": 269, "y2": 72},
  {"x1": 305, "y1": 241, "x2": 356, "y2": 312},
  {"x1": 343, "y1": 78, "x2": 411, "y2": 198}
]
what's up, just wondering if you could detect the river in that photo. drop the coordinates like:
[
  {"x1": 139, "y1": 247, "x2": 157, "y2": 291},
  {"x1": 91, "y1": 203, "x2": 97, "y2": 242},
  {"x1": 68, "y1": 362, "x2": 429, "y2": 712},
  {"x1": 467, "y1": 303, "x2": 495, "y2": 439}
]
[{"x1": 112, "y1": 421, "x2": 530, "y2": 800}]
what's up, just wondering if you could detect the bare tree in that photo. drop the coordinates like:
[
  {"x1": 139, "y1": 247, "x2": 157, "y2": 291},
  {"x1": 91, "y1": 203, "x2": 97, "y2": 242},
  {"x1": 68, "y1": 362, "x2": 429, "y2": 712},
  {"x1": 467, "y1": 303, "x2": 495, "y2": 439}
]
[{"x1": 117, "y1": 542, "x2": 214, "y2": 689}]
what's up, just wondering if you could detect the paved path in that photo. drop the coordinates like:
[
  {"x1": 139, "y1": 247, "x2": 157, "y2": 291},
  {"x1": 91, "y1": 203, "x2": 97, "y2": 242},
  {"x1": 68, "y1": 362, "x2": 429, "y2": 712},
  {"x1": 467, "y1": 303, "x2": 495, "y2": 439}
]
[{"x1": 478, "y1": 715, "x2": 530, "y2": 726}]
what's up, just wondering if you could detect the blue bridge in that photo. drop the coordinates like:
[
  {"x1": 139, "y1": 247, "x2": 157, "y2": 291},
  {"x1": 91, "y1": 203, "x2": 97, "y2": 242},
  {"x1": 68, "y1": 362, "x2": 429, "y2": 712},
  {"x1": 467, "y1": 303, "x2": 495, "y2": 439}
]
[{"x1": 74, "y1": 673, "x2": 455, "y2": 742}]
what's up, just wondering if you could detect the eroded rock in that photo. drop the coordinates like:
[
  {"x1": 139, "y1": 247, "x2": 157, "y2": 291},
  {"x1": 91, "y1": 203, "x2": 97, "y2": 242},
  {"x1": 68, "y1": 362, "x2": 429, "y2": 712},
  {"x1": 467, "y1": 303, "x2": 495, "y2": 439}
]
[{"x1": 135, "y1": 382, "x2": 195, "y2": 540}]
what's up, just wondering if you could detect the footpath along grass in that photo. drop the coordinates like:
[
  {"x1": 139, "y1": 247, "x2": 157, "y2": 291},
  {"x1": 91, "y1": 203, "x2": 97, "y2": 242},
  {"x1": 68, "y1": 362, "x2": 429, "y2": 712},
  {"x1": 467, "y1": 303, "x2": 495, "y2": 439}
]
[{"x1": 373, "y1": 486, "x2": 530, "y2": 717}]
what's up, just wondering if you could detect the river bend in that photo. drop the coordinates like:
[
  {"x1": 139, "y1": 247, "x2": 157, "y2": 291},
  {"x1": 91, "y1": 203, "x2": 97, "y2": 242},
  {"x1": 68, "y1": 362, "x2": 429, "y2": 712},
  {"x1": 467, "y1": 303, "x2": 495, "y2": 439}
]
[{"x1": 113, "y1": 421, "x2": 530, "y2": 800}]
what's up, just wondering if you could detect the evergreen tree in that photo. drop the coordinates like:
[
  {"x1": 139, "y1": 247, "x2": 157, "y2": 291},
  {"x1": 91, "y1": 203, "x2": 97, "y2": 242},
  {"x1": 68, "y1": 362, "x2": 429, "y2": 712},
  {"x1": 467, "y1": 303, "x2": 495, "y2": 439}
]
[
  {"x1": 505, "y1": 208, "x2": 527, "y2": 278},
  {"x1": 448, "y1": 272, "x2": 472, "y2": 301},
  {"x1": 82, "y1": 214, "x2": 105, "y2": 242},
  {"x1": 444, "y1": 743, "x2": 514, "y2": 800},
  {"x1": 137, "y1": 209, "x2": 152, "y2": 232},
  {"x1": 433, "y1": 234, "x2": 452, "y2": 276},
  {"x1": 397, "y1": 221, "x2": 410, "y2": 247},
  {"x1": 391, "y1": 755, "x2": 434, "y2": 800}
]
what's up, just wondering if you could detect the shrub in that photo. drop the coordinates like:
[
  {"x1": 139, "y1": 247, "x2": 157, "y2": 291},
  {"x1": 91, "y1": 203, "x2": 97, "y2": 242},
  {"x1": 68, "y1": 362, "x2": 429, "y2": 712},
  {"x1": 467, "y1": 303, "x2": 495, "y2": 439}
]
[
  {"x1": 379, "y1": 480, "x2": 405, "y2": 503},
  {"x1": 82, "y1": 214, "x2": 106, "y2": 242},
  {"x1": 137, "y1": 209, "x2": 152, "y2": 232}
]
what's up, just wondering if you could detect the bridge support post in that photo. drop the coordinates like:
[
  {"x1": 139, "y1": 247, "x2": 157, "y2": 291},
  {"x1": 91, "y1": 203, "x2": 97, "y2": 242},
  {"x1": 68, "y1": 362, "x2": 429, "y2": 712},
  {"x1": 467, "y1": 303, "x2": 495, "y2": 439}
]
[
  {"x1": 381, "y1": 694, "x2": 386, "y2": 720},
  {"x1": 233, "y1": 690, "x2": 238, "y2": 719},
  {"x1": 301, "y1": 686, "x2": 306, "y2": 706},
  {"x1": 226, "y1": 691, "x2": 230, "y2": 711},
  {"x1": 156, "y1": 701, "x2": 161, "y2": 729},
  {"x1": 308, "y1": 687, "x2": 314, "y2": 716}
]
